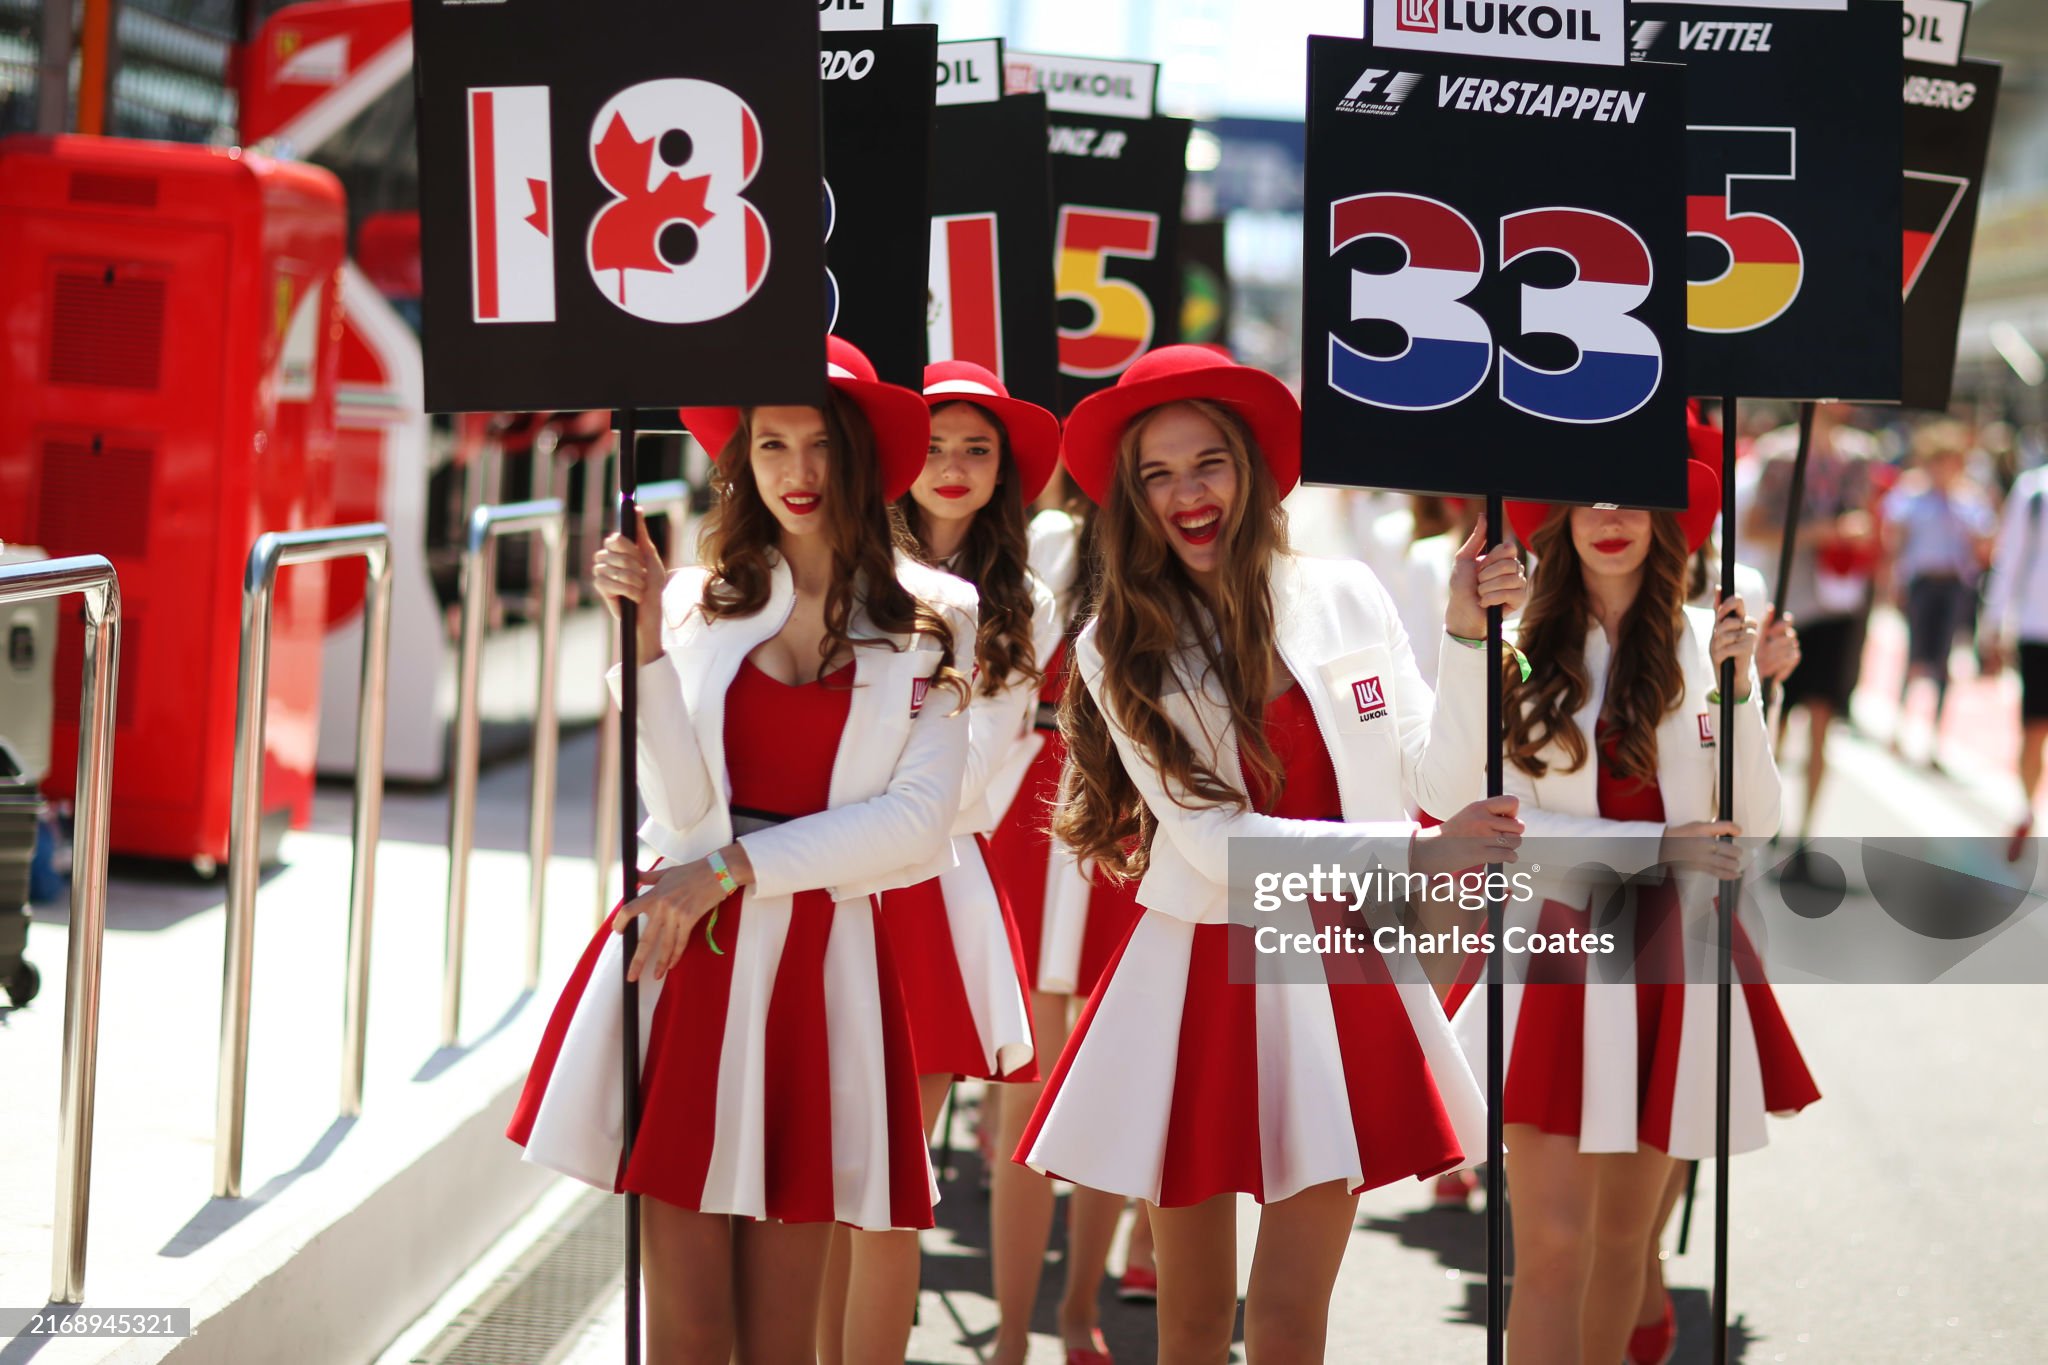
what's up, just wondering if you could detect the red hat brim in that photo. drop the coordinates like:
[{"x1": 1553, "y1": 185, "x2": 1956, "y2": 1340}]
[
  {"x1": 1507, "y1": 459, "x2": 1722, "y2": 557},
  {"x1": 680, "y1": 377, "x2": 931, "y2": 502},
  {"x1": 923, "y1": 389, "x2": 1062, "y2": 505},
  {"x1": 1060, "y1": 364, "x2": 1301, "y2": 505}
]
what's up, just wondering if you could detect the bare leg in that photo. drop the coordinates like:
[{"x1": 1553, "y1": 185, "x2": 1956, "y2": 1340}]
[
  {"x1": 990, "y1": 989, "x2": 1073, "y2": 1365},
  {"x1": 640, "y1": 1197, "x2": 736, "y2": 1365},
  {"x1": 1582, "y1": 1148, "x2": 1680, "y2": 1365},
  {"x1": 2021, "y1": 720, "x2": 2048, "y2": 823},
  {"x1": 1243, "y1": 1179, "x2": 1360, "y2": 1365},
  {"x1": 1061, "y1": 1185, "x2": 1126, "y2": 1351},
  {"x1": 815, "y1": 1228, "x2": 851, "y2": 1365},
  {"x1": 1635, "y1": 1160, "x2": 1691, "y2": 1327},
  {"x1": 1502, "y1": 1124, "x2": 1599, "y2": 1365},
  {"x1": 1801, "y1": 701, "x2": 1836, "y2": 841},
  {"x1": 828, "y1": 1073, "x2": 955, "y2": 1365},
  {"x1": 733, "y1": 1217, "x2": 833, "y2": 1365},
  {"x1": 1128, "y1": 1199, "x2": 1157, "y2": 1274},
  {"x1": 1149, "y1": 1193, "x2": 1241, "y2": 1365}
]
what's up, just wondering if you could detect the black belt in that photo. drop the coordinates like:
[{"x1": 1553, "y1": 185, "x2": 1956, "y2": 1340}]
[
  {"x1": 1034, "y1": 701, "x2": 1059, "y2": 734},
  {"x1": 729, "y1": 804, "x2": 796, "y2": 836}
]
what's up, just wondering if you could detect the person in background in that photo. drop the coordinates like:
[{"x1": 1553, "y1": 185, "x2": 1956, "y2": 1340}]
[
  {"x1": 1978, "y1": 444, "x2": 2048, "y2": 858},
  {"x1": 1882, "y1": 422, "x2": 1997, "y2": 771},
  {"x1": 1742, "y1": 404, "x2": 1881, "y2": 845}
]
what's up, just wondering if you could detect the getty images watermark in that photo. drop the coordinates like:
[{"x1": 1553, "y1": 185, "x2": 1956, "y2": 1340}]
[{"x1": 1224, "y1": 836, "x2": 2048, "y2": 987}]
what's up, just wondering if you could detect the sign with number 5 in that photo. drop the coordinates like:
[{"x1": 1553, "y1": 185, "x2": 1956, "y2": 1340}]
[
  {"x1": 412, "y1": 0, "x2": 825, "y2": 413},
  {"x1": 1302, "y1": 36, "x2": 1687, "y2": 507},
  {"x1": 1634, "y1": 4, "x2": 1901, "y2": 401}
]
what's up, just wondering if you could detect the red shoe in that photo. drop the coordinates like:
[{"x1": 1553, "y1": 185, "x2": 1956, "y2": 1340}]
[
  {"x1": 1626, "y1": 1291, "x2": 1676, "y2": 1365},
  {"x1": 1433, "y1": 1168, "x2": 1479, "y2": 1210},
  {"x1": 1065, "y1": 1327, "x2": 1115, "y2": 1365},
  {"x1": 1117, "y1": 1264, "x2": 1157, "y2": 1302},
  {"x1": 2009, "y1": 816, "x2": 2033, "y2": 865}
]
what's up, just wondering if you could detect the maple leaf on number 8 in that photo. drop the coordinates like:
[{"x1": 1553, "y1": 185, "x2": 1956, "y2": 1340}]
[{"x1": 590, "y1": 111, "x2": 718, "y2": 299}]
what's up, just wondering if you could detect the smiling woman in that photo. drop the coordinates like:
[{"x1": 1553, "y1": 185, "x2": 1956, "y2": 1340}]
[
  {"x1": 504, "y1": 336, "x2": 976, "y2": 1365},
  {"x1": 1019, "y1": 343, "x2": 1530, "y2": 1365}
]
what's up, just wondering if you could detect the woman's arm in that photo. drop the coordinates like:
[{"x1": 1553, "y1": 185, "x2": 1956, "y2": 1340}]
[
  {"x1": 605, "y1": 566, "x2": 718, "y2": 835},
  {"x1": 956, "y1": 585, "x2": 1058, "y2": 818},
  {"x1": 1076, "y1": 631, "x2": 1421, "y2": 884}
]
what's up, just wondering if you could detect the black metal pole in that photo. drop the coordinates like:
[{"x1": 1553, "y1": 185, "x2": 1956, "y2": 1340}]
[
  {"x1": 1676, "y1": 1157, "x2": 1699, "y2": 1256},
  {"x1": 614, "y1": 410, "x2": 643, "y2": 1365},
  {"x1": 1761, "y1": 402, "x2": 1816, "y2": 714},
  {"x1": 1714, "y1": 397, "x2": 1740, "y2": 1365},
  {"x1": 1485, "y1": 491, "x2": 1507, "y2": 1365}
]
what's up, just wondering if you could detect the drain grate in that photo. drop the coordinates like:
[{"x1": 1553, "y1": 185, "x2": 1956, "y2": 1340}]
[{"x1": 415, "y1": 1189, "x2": 624, "y2": 1365}]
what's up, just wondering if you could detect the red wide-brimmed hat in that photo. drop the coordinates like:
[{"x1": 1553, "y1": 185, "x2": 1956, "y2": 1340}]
[
  {"x1": 1507, "y1": 404, "x2": 1723, "y2": 555},
  {"x1": 921, "y1": 361, "x2": 1061, "y2": 504},
  {"x1": 678, "y1": 336, "x2": 931, "y2": 500},
  {"x1": 1060, "y1": 345, "x2": 1301, "y2": 505}
]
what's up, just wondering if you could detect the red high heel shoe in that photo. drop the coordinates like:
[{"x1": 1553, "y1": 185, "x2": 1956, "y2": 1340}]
[{"x1": 1626, "y1": 1290, "x2": 1676, "y2": 1365}]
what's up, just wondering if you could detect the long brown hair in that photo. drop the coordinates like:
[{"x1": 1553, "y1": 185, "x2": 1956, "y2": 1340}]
[
  {"x1": 896, "y1": 401, "x2": 1043, "y2": 698},
  {"x1": 1054, "y1": 399, "x2": 1291, "y2": 878},
  {"x1": 691, "y1": 392, "x2": 968, "y2": 706},
  {"x1": 1505, "y1": 510, "x2": 1691, "y2": 783}
]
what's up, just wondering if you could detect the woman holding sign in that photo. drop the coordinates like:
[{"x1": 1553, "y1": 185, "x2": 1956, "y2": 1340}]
[
  {"x1": 1020, "y1": 345, "x2": 1524, "y2": 1363},
  {"x1": 1456, "y1": 427, "x2": 1819, "y2": 1365},
  {"x1": 817, "y1": 361, "x2": 1055, "y2": 1365},
  {"x1": 506, "y1": 337, "x2": 975, "y2": 1365}
]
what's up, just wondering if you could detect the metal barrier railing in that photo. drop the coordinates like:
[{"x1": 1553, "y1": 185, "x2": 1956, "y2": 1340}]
[
  {"x1": 214, "y1": 526, "x2": 393, "y2": 1199},
  {"x1": 0, "y1": 555, "x2": 121, "y2": 1304},
  {"x1": 443, "y1": 499, "x2": 567, "y2": 1047},
  {"x1": 592, "y1": 478, "x2": 692, "y2": 924}
]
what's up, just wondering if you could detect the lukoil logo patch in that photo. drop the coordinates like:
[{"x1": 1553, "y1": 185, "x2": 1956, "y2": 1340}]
[{"x1": 1354, "y1": 676, "x2": 1390, "y2": 722}]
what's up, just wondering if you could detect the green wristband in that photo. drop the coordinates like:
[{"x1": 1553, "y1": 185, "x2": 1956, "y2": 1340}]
[{"x1": 1448, "y1": 632, "x2": 1533, "y2": 683}]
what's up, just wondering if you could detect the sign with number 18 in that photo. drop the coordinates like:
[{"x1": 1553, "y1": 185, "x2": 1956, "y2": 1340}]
[{"x1": 412, "y1": 0, "x2": 825, "y2": 413}]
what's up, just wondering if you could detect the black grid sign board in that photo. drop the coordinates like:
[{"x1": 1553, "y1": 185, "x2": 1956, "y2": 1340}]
[
  {"x1": 823, "y1": 24, "x2": 938, "y2": 388},
  {"x1": 1632, "y1": 3, "x2": 1904, "y2": 402},
  {"x1": 1301, "y1": 36, "x2": 1689, "y2": 507},
  {"x1": 929, "y1": 46, "x2": 1060, "y2": 410},
  {"x1": 411, "y1": 0, "x2": 826, "y2": 413},
  {"x1": 1901, "y1": 58, "x2": 2000, "y2": 413}
]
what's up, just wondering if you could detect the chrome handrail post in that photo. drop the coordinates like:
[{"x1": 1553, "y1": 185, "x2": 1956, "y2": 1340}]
[
  {"x1": 443, "y1": 499, "x2": 566, "y2": 1046},
  {"x1": 0, "y1": 555, "x2": 123, "y2": 1305},
  {"x1": 341, "y1": 543, "x2": 394, "y2": 1116},
  {"x1": 526, "y1": 516, "x2": 565, "y2": 989},
  {"x1": 215, "y1": 536, "x2": 283, "y2": 1199},
  {"x1": 214, "y1": 525, "x2": 393, "y2": 1199}
]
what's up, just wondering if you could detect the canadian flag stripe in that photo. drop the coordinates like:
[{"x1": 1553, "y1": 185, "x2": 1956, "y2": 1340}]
[
  {"x1": 928, "y1": 213, "x2": 1004, "y2": 375},
  {"x1": 468, "y1": 85, "x2": 555, "y2": 324},
  {"x1": 469, "y1": 89, "x2": 498, "y2": 320}
]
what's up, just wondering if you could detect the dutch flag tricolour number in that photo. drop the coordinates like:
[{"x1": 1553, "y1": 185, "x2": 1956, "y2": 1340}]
[{"x1": 468, "y1": 86, "x2": 556, "y2": 324}]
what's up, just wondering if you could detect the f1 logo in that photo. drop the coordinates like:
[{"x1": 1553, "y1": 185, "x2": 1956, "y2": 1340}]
[
  {"x1": 1396, "y1": 0, "x2": 1440, "y2": 34},
  {"x1": 911, "y1": 677, "x2": 931, "y2": 718},
  {"x1": 1698, "y1": 712, "x2": 1715, "y2": 747},
  {"x1": 1353, "y1": 676, "x2": 1389, "y2": 722}
]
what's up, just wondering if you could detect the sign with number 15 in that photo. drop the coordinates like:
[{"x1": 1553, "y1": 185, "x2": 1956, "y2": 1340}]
[
  {"x1": 411, "y1": 0, "x2": 825, "y2": 413},
  {"x1": 1301, "y1": 36, "x2": 1688, "y2": 507}
]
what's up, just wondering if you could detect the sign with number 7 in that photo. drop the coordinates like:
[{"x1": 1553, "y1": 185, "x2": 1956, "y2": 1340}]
[
  {"x1": 1301, "y1": 36, "x2": 1688, "y2": 507},
  {"x1": 412, "y1": 0, "x2": 825, "y2": 413}
]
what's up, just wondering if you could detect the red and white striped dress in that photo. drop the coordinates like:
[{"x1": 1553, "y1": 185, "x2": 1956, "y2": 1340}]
[
  {"x1": 1451, "y1": 721, "x2": 1820, "y2": 1157},
  {"x1": 1019, "y1": 679, "x2": 1479, "y2": 1205},
  {"x1": 507, "y1": 658, "x2": 935, "y2": 1228},
  {"x1": 985, "y1": 640, "x2": 1145, "y2": 999}
]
